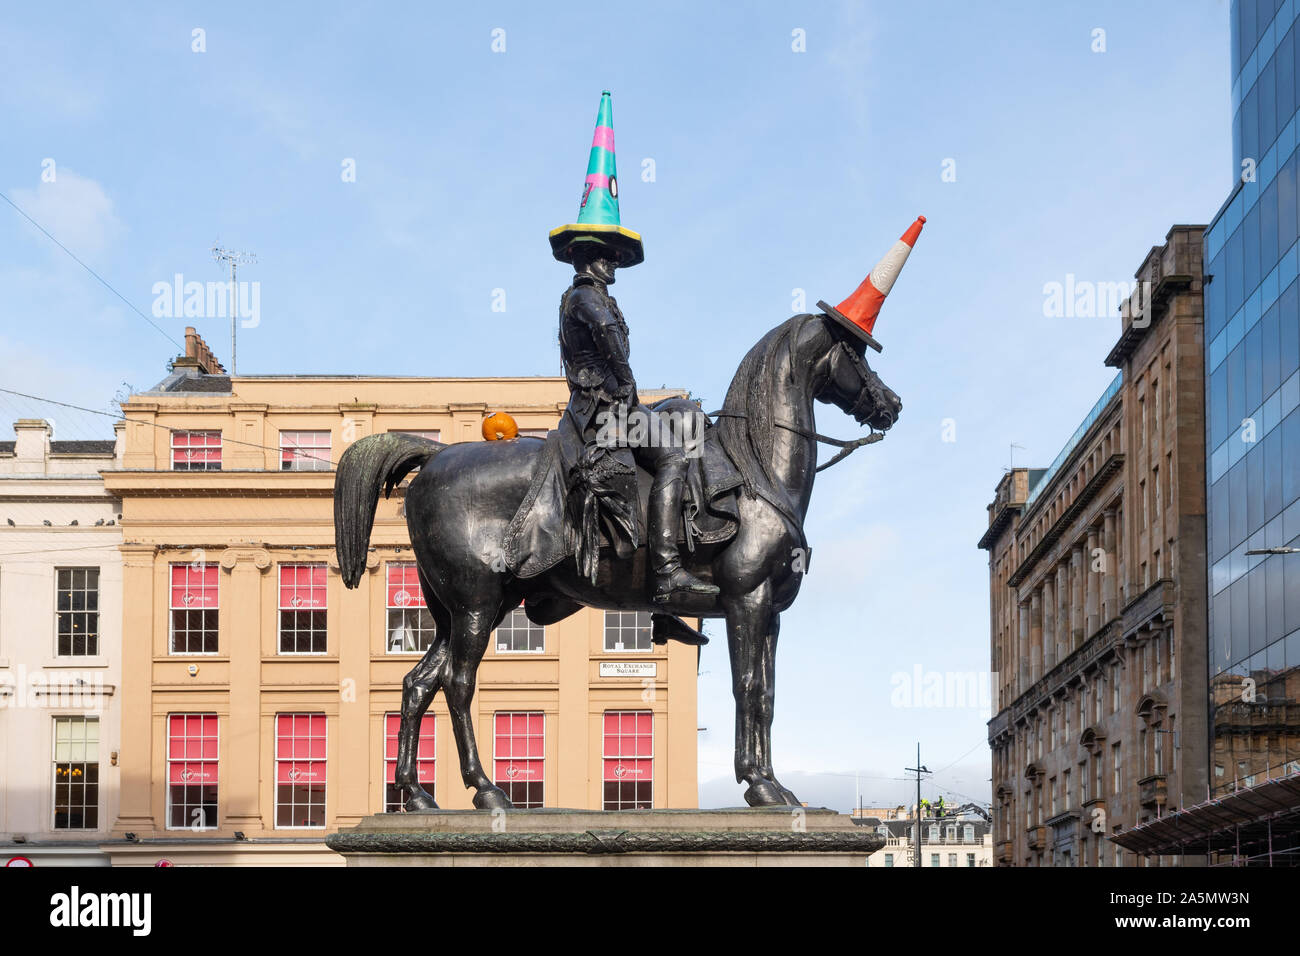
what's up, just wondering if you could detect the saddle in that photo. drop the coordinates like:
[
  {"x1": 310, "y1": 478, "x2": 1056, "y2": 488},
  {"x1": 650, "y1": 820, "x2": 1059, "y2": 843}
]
[{"x1": 502, "y1": 398, "x2": 743, "y2": 580}]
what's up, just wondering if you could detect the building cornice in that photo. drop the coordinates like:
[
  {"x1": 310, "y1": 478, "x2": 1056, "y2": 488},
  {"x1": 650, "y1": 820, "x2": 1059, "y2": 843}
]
[
  {"x1": 1119, "y1": 578, "x2": 1175, "y2": 641},
  {"x1": 977, "y1": 501, "x2": 1021, "y2": 551},
  {"x1": 1007, "y1": 453, "x2": 1124, "y2": 588},
  {"x1": 1000, "y1": 617, "x2": 1123, "y2": 729},
  {"x1": 103, "y1": 471, "x2": 341, "y2": 497},
  {"x1": 1103, "y1": 273, "x2": 1193, "y2": 368}
]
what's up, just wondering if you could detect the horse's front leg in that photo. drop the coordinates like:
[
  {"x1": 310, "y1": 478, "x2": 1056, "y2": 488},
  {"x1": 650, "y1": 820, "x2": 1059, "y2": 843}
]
[
  {"x1": 755, "y1": 612, "x2": 800, "y2": 807},
  {"x1": 723, "y1": 583, "x2": 786, "y2": 807}
]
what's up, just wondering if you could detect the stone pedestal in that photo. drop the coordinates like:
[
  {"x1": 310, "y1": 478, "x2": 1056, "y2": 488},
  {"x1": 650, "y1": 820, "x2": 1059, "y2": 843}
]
[{"x1": 326, "y1": 807, "x2": 883, "y2": 867}]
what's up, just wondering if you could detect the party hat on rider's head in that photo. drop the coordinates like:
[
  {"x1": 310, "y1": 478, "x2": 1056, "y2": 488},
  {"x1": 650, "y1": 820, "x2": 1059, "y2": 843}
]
[
  {"x1": 549, "y1": 91, "x2": 645, "y2": 267},
  {"x1": 820, "y1": 215, "x2": 926, "y2": 353}
]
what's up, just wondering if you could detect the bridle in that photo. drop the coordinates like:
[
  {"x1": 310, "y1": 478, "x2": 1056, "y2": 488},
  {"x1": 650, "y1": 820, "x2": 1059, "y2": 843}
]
[
  {"x1": 708, "y1": 410, "x2": 883, "y2": 472},
  {"x1": 708, "y1": 340, "x2": 888, "y2": 473},
  {"x1": 833, "y1": 340, "x2": 889, "y2": 425}
]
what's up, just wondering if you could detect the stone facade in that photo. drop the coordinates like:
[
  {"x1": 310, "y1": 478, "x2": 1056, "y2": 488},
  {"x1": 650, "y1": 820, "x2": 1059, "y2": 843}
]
[
  {"x1": 98, "y1": 343, "x2": 699, "y2": 865},
  {"x1": 980, "y1": 225, "x2": 1209, "y2": 866},
  {"x1": 0, "y1": 419, "x2": 124, "y2": 866}
]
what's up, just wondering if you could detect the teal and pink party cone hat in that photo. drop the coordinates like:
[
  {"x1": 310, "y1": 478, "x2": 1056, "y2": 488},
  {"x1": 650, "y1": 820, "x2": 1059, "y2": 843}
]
[{"x1": 549, "y1": 91, "x2": 645, "y2": 267}]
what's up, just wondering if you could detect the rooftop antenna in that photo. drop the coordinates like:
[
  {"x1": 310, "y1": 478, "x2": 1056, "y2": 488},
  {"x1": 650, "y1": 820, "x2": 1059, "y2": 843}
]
[
  {"x1": 211, "y1": 245, "x2": 257, "y2": 374},
  {"x1": 1007, "y1": 442, "x2": 1026, "y2": 471}
]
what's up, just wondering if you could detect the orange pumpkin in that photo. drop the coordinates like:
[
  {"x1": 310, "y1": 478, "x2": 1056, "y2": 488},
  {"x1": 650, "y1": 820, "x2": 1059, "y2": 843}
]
[{"x1": 481, "y1": 411, "x2": 519, "y2": 441}]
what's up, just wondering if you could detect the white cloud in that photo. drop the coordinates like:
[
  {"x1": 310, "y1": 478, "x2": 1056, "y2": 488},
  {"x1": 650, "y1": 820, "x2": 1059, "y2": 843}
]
[{"x1": 10, "y1": 170, "x2": 123, "y2": 261}]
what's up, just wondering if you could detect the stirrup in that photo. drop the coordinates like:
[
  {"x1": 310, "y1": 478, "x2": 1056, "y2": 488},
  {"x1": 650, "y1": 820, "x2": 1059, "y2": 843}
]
[{"x1": 653, "y1": 568, "x2": 720, "y2": 602}]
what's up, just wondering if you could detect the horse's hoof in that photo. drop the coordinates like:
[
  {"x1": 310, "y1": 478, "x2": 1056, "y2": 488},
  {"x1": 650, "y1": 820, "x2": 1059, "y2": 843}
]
[
  {"x1": 405, "y1": 790, "x2": 439, "y2": 812},
  {"x1": 768, "y1": 778, "x2": 802, "y2": 806},
  {"x1": 473, "y1": 786, "x2": 513, "y2": 810},
  {"x1": 743, "y1": 780, "x2": 787, "y2": 807}
]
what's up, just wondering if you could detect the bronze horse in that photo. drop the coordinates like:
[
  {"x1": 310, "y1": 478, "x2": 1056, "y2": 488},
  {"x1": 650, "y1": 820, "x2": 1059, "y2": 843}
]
[{"x1": 334, "y1": 312, "x2": 901, "y2": 810}]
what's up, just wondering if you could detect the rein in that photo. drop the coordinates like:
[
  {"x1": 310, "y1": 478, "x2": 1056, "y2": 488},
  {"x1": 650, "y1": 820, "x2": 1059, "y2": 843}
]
[{"x1": 708, "y1": 410, "x2": 883, "y2": 472}]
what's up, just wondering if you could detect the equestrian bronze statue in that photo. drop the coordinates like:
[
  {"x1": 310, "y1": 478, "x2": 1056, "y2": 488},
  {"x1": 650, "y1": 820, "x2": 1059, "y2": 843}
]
[{"x1": 332, "y1": 91, "x2": 922, "y2": 810}]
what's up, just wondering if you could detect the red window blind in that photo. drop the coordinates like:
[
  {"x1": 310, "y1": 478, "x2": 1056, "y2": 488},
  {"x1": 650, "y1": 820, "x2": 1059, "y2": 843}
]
[
  {"x1": 275, "y1": 714, "x2": 326, "y2": 783},
  {"x1": 386, "y1": 563, "x2": 426, "y2": 608},
  {"x1": 171, "y1": 430, "x2": 221, "y2": 469},
  {"x1": 602, "y1": 711, "x2": 653, "y2": 782},
  {"x1": 170, "y1": 565, "x2": 218, "y2": 609},
  {"x1": 279, "y1": 564, "x2": 327, "y2": 609},
  {"x1": 494, "y1": 713, "x2": 544, "y2": 781},
  {"x1": 280, "y1": 431, "x2": 331, "y2": 469},
  {"x1": 384, "y1": 714, "x2": 435, "y2": 785},
  {"x1": 167, "y1": 714, "x2": 218, "y2": 784}
]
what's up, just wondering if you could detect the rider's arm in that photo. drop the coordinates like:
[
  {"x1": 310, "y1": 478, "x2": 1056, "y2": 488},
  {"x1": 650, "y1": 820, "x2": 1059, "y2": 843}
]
[{"x1": 570, "y1": 287, "x2": 636, "y2": 397}]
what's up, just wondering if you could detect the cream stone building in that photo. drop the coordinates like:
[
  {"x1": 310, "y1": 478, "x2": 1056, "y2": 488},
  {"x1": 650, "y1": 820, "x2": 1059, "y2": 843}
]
[
  {"x1": 852, "y1": 805, "x2": 993, "y2": 868},
  {"x1": 102, "y1": 331, "x2": 699, "y2": 866},
  {"x1": 0, "y1": 419, "x2": 124, "y2": 866}
]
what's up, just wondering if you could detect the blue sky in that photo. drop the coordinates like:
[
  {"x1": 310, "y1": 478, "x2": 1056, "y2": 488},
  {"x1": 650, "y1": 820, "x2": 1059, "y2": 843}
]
[{"x1": 1, "y1": 1, "x2": 1232, "y2": 810}]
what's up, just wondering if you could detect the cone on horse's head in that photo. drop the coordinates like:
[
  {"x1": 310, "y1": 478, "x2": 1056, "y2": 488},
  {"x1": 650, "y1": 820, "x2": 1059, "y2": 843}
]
[
  {"x1": 820, "y1": 215, "x2": 926, "y2": 353},
  {"x1": 549, "y1": 91, "x2": 645, "y2": 267}
]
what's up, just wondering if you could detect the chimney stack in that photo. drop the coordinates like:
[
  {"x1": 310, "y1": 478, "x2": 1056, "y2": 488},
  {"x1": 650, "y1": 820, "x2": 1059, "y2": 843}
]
[
  {"x1": 13, "y1": 419, "x2": 52, "y2": 474},
  {"x1": 174, "y1": 327, "x2": 227, "y2": 375}
]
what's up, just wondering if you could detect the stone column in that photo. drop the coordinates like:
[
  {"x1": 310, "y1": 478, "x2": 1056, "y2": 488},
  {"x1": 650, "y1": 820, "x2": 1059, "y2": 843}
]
[
  {"x1": 111, "y1": 545, "x2": 159, "y2": 836},
  {"x1": 1029, "y1": 590, "x2": 1043, "y2": 683},
  {"x1": 1018, "y1": 599, "x2": 1031, "y2": 690},
  {"x1": 449, "y1": 402, "x2": 489, "y2": 444},
  {"x1": 664, "y1": 639, "x2": 699, "y2": 808},
  {"x1": 333, "y1": 556, "x2": 375, "y2": 829},
  {"x1": 1042, "y1": 577, "x2": 1056, "y2": 672},
  {"x1": 1086, "y1": 527, "x2": 1100, "y2": 637},
  {"x1": 1071, "y1": 546, "x2": 1086, "y2": 651},
  {"x1": 556, "y1": 607, "x2": 591, "y2": 809},
  {"x1": 220, "y1": 548, "x2": 271, "y2": 834},
  {"x1": 1102, "y1": 509, "x2": 1118, "y2": 620},
  {"x1": 1056, "y1": 563, "x2": 1069, "y2": 664}
]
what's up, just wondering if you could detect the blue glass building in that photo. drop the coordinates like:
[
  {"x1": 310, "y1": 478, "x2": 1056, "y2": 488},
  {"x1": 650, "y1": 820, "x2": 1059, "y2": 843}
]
[{"x1": 1203, "y1": 0, "x2": 1300, "y2": 800}]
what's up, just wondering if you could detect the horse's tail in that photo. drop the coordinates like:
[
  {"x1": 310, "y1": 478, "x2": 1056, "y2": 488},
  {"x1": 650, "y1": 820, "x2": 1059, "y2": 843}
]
[{"x1": 334, "y1": 432, "x2": 445, "y2": 589}]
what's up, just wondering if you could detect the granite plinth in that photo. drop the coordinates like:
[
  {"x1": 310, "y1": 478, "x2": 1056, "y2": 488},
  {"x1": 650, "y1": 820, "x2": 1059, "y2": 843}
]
[{"x1": 326, "y1": 807, "x2": 883, "y2": 867}]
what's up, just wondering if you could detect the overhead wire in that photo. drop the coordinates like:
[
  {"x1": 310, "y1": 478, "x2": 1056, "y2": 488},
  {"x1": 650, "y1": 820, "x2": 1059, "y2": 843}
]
[{"x1": 0, "y1": 189, "x2": 183, "y2": 352}]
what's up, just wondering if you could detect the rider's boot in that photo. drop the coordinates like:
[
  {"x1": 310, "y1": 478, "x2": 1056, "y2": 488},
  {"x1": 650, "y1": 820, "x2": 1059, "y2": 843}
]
[
  {"x1": 649, "y1": 456, "x2": 720, "y2": 603},
  {"x1": 651, "y1": 612, "x2": 710, "y2": 646}
]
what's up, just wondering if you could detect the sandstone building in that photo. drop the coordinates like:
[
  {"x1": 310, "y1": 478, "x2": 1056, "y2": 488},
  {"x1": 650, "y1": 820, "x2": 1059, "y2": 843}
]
[
  {"x1": 980, "y1": 226, "x2": 1209, "y2": 866},
  {"x1": 95, "y1": 331, "x2": 698, "y2": 865}
]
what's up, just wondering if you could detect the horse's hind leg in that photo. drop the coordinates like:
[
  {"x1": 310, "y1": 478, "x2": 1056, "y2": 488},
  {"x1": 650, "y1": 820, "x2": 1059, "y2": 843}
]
[
  {"x1": 398, "y1": 629, "x2": 449, "y2": 811},
  {"x1": 444, "y1": 605, "x2": 513, "y2": 810},
  {"x1": 397, "y1": 568, "x2": 452, "y2": 810}
]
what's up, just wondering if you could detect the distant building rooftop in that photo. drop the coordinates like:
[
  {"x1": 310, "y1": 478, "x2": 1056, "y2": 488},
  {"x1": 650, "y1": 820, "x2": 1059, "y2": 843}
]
[{"x1": 1022, "y1": 371, "x2": 1123, "y2": 510}]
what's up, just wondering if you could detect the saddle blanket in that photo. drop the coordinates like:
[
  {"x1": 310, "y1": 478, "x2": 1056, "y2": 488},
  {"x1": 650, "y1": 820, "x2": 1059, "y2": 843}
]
[{"x1": 502, "y1": 398, "x2": 743, "y2": 579}]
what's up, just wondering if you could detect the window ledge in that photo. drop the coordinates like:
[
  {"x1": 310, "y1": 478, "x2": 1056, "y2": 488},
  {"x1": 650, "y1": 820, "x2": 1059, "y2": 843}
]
[{"x1": 43, "y1": 657, "x2": 109, "y2": 669}]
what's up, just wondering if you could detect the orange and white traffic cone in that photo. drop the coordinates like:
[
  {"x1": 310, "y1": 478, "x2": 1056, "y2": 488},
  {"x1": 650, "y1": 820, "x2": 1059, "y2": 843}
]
[{"x1": 820, "y1": 215, "x2": 926, "y2": 352}]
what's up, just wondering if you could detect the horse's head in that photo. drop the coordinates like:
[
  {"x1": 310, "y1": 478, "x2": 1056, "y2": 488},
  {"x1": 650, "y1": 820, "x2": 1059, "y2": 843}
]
[{"x1": 811, "y1": 317, "x2": 902, "y2": 432}]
